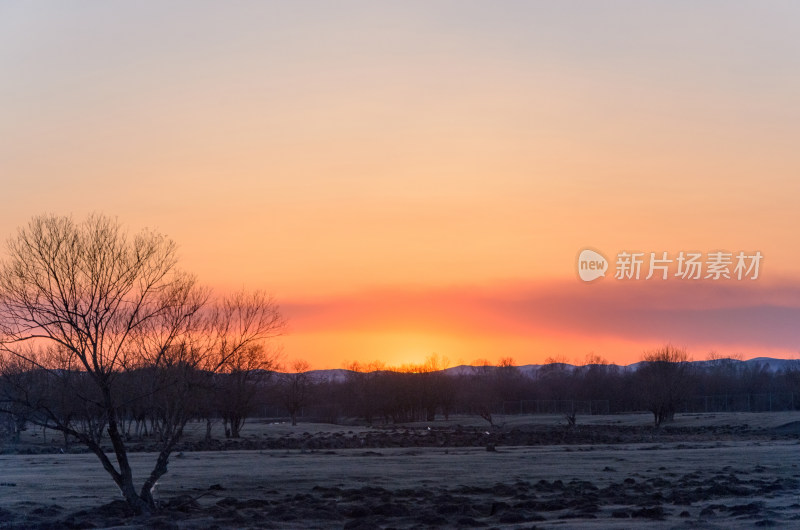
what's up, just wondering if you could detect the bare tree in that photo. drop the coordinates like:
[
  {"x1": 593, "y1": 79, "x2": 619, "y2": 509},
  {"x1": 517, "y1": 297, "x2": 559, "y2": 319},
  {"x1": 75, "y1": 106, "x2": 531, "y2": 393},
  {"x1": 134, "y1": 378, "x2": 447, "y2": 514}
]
[
  {"x1": 0, "y1": 214, "x2": 284, "y2": 512},
  {"x1": 400, "y1": 354, "x2": 449, "y2": 422},
  {"x1": 468, "y1": 359, "x2": 500, "y2": 427},
  {"x1": 280, "y1": 359, "x2": 316, "y2": 426},
  {"x1": 636, "y1": 345, "x2": 693, "y2": 427},
  {"x1": 217, "y1": 343, "x2": 279, "y2": 438},
  {"x1": 343, "y1": 361, "x2": 385, "y2": 425},
  {"x1": 425, "y1": 354, "x2": 456, "y2": 421},
  {"x1": 196, "y1": 292, "x2": 285, "y2": 440}
]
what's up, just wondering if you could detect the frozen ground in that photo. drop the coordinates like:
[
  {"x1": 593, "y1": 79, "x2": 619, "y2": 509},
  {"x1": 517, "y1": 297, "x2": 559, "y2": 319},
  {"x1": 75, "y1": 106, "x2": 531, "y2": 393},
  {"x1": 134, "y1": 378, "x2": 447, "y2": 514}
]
[{"x1": 1, "y1": 412, "x2": 799, "y2": 528}]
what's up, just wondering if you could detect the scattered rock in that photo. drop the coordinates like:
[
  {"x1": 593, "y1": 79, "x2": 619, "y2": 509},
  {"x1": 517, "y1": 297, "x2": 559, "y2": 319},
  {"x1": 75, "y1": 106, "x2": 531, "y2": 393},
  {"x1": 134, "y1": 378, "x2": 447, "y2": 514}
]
[
  {"x1": 700, "y1": 506, "x2": 717, "y2": 517},
  {"x1": 631, "y1": 506, "x2": 665, "y2": 519},
  {"x1": 729, "y1": 501, "x2": 764, "y2": 516}
]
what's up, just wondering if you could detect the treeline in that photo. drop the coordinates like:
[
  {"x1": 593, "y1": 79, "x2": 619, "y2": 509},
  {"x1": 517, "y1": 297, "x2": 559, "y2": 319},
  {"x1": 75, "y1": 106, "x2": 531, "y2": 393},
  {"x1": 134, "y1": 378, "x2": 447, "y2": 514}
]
[
  {"x1": 4, "y1": 349, "x2": 800, "y2": 446},
  {"x1": 0, "y1": 361, "x2": 269, "y2": 444},
  {"x1": 291, "y1": 350, "x2": 800, "y2": 427}
]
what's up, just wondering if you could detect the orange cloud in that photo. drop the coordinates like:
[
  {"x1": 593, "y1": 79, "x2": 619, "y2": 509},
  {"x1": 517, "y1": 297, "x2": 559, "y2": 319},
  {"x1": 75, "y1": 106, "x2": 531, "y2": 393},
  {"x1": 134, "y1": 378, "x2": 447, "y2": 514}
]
[{"x1": 281, "y1": 278, "x2": 800, "y2": 368}]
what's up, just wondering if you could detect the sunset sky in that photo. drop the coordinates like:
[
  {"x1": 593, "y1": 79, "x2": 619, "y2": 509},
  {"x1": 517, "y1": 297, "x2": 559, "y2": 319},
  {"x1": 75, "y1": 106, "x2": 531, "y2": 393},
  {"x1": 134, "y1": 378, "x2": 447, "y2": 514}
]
[{"x1": 2, "y1": 2, "x2": 800, "y2": 368}]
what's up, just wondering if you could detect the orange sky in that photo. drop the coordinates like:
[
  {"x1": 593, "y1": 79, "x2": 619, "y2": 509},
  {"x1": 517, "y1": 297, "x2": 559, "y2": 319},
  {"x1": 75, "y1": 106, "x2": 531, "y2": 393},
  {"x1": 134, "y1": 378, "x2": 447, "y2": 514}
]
[{"x1": 2, "y1": 2, "x2": 800, "y2": 368}]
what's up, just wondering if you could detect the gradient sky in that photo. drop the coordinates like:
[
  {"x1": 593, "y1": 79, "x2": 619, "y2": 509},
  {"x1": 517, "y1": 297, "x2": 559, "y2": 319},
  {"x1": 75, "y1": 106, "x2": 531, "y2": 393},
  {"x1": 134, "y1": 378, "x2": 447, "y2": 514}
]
[{"x1": 2, "y1": 2, "x2": 800, "y2": 368}]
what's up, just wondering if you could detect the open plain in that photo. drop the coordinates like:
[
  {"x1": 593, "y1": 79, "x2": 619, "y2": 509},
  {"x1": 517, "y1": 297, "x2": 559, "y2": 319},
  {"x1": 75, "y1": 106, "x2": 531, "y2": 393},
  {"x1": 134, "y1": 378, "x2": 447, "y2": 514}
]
[{"x1": 1, "y1": 412, "x2": 800, "y2": 529}]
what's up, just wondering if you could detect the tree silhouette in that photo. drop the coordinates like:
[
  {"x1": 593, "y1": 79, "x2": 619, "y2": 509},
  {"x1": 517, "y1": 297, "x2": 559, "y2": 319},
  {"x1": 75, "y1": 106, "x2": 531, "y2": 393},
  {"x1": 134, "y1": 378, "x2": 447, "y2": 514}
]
[
  {"x1": 636, "y1": 345, "x2": 692, "y2": 426},
  {"x1": 280, "y1": 359, "x2": 316, "y2": 426},
  {"x1": 0, "y1": 214, "x2": 284, "y2": 512}
]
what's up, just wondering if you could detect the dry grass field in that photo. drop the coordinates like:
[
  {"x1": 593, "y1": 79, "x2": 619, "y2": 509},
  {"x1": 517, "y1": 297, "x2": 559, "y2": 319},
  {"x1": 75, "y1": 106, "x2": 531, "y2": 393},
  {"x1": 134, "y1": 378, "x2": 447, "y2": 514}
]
[{"x1": 1, "y1": 412, "x2": 799, "y2": 528}]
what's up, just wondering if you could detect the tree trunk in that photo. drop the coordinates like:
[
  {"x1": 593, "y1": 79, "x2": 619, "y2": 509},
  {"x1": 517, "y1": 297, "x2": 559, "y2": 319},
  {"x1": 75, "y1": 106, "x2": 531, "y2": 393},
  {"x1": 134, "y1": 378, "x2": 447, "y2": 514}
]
[
  {"x1": 101, "y1": 387, "x2": 153, "y2": 513},
  {"x1": 230, "y1": 415, "x2": 243, "y2": 438},
  {"x1": 83, "y1": 436, "x2": 150, "y2": 513},
  {"x1": 140, "y1": 446, "x2": 172, "y2": 507}
]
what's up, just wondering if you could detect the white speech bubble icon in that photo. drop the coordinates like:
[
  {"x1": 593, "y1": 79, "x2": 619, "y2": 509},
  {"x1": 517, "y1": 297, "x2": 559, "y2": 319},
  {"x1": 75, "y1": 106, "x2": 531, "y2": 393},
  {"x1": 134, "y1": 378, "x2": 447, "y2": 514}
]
[{"x1": 577, "y1": 249, "x2": 608, "y2": 282}]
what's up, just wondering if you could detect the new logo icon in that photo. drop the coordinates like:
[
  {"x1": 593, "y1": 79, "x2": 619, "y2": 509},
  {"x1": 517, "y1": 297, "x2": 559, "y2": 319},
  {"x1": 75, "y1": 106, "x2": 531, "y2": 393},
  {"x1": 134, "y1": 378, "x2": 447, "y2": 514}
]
[{"x1": 577, "y1": 249, "x2": 608, "y2": 282}]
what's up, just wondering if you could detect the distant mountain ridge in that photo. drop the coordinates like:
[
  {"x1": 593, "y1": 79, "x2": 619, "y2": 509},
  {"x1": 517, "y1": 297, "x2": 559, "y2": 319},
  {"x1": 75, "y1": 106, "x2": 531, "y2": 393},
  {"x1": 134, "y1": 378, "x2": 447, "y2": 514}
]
[{"x1": 286, "y1": 357, "x2": 800, "y2": 382}]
